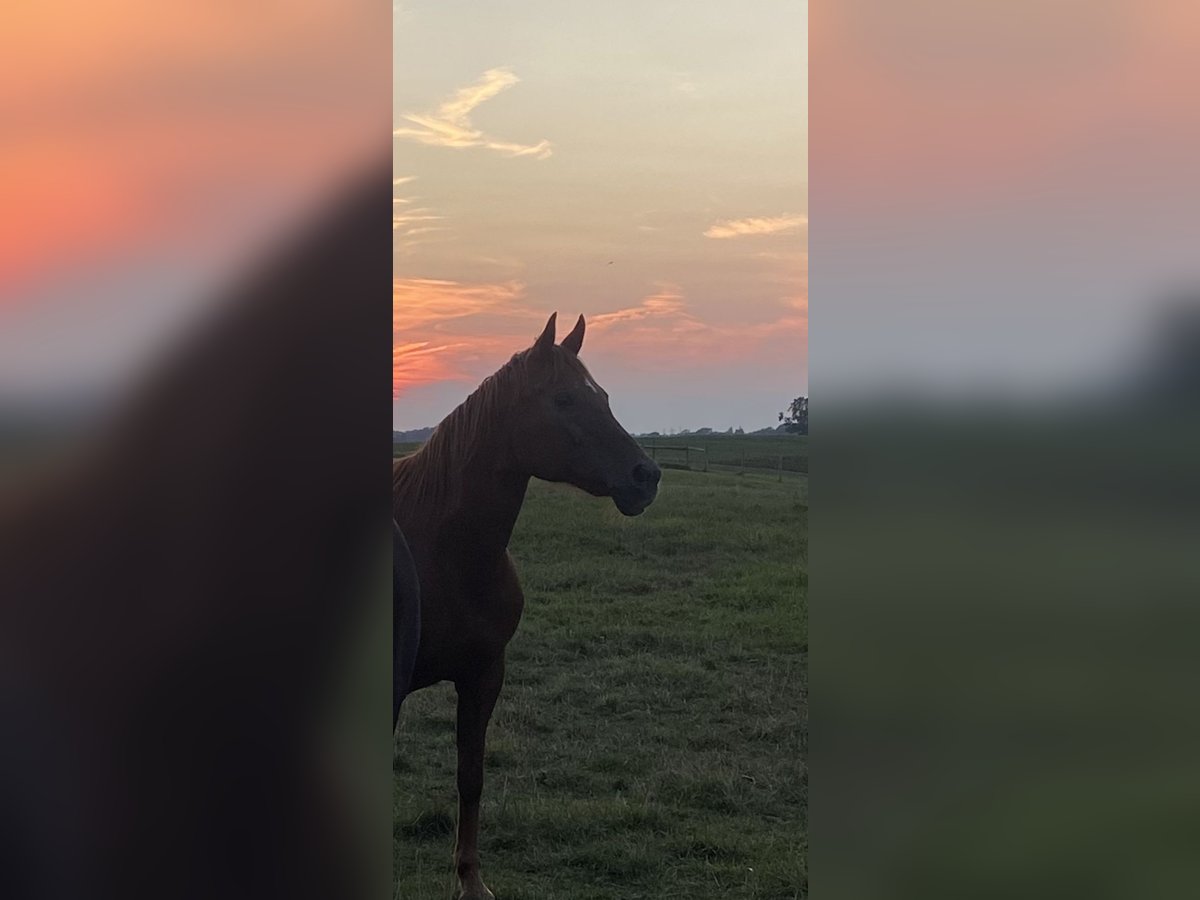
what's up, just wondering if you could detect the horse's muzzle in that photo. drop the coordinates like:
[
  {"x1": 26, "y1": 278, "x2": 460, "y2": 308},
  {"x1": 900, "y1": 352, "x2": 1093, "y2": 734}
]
[{"x1": 611, "y1": 460, "x2": 661, "y2": 516}]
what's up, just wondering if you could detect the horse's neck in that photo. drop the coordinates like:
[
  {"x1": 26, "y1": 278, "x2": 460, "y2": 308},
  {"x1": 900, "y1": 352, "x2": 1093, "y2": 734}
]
[
  {"x1": 410, "y1": 401, "x2": 530, "y2": 558},
  {"x1": 447, "y1": 462, "x2": 530, "y2": 559}
]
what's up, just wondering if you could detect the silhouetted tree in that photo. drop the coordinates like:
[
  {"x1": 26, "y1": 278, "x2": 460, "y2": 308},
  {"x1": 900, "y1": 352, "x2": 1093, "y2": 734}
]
[{"x1": 780, "y1": 396, "x2": 808, "y2": 434}]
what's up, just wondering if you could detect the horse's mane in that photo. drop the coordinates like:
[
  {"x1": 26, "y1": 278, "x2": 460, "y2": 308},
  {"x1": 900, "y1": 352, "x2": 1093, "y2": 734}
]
[{"x1": 393, "y1": 344, "x2": 591, "y2": 516}]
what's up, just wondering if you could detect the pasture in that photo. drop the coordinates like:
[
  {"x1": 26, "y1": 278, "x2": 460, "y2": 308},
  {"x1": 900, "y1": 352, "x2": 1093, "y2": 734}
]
[
  {"x1": 395, "y1": 432, "x2": 808, "y2": 477},
  {"x1": 393, "y1": 466, "x2": 807, "y2": 899}
]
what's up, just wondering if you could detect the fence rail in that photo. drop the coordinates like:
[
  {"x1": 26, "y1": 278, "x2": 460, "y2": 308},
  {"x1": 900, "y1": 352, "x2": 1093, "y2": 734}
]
[
  {"x1": 644, "y1": 444, "x2": 708, "y2": 471},
  {"x1": 640, "y1": 440, "x2": 805, "y2": 482}
]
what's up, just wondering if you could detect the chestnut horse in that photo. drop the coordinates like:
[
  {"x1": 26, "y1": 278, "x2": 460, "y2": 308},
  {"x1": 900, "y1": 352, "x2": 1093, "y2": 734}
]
[{"x1": 393, "y1": 312, "x2": 661, "y2": 899}]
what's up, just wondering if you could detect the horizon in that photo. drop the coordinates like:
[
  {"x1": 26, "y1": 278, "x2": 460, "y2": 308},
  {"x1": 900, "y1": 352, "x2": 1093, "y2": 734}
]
[
  {"x1": 393, "y1": 0, "x2": 807, "y2": 433},
  {"x1": 393, "y1": 418, "x2": 801, "y2": 438}
]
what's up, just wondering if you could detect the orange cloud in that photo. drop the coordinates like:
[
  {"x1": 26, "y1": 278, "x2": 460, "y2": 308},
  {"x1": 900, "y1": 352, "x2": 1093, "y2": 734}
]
[
  {"x1": 393, "y1": 277, "x2": 528, "y2": 331},
  {"x1": 393, "y1": 68, "x2": 553, "y2": 159},
  {"x1": 393, "y1": 277, "x2": 807, "y2": 396},
  {"x1": 394, "y1": 340, "x2": 473, "y2": 390},
  {"x1": 590, "y1": 288, "x2": 691, "y2": 328},
  {"x1": 393, "y1": 277, "x2": 540, "y2": 395},
  {"x1": 704, "y1": 214, "x2": 807, "y2": 239},
  {"x1": 588, "y1": 287, "x2": 805, "y2": 366}
]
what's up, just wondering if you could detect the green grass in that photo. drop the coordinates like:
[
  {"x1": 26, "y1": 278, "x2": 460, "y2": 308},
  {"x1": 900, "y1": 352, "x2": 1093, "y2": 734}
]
[
  {"x1": 394, "y1": 468, "x2": 807, "y2": 899},
  {"x1": 394, "y1": 433, "x2": 807, "y2": 477}
]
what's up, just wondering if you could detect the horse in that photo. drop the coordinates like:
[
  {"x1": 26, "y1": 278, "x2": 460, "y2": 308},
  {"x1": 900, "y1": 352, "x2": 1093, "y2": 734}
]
[
  {"x1": 392, "y1": 311, "x2": 661, "y2": 900},
  {"x1": 393, "y1": 521, "x2": 421, "y2": 724}
]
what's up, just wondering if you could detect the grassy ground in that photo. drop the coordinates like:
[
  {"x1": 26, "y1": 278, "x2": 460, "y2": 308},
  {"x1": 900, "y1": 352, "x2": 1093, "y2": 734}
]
[
  {"x1": 394, "y1": 468, "x2": 807, "y2": 899},
  {"x1": 394, "y1": 433, "x2": 807, "y2": 476}
]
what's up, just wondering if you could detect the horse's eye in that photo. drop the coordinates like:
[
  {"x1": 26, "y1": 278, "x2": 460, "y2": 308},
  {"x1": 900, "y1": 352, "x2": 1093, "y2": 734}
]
[{"x1": 554, "y1": 391, "x2": 575, "y2": 409}]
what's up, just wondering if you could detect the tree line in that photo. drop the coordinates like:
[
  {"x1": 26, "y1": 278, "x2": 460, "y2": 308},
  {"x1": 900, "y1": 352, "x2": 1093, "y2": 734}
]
[{"x1": 779, "y1": 396, "x2": 808, "y2": 434}]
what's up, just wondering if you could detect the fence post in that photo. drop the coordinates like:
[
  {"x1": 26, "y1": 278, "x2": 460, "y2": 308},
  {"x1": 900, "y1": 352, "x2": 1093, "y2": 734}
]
[
  {"x1": 778, "y1": 455, "x2": 783, "y2": 482},
  {"x1": 704, "y1": 449, "x2": 708, "y2": 473},
  {"x1": 685, "y1": 447, "x2": 690, "y2": 469},
  {"x1": 650, "y1": 444, "x2": 657, "y2": 461}
]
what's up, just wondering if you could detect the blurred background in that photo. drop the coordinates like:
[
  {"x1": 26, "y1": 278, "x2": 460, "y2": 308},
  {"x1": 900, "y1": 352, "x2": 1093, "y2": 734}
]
[
  {"x1": 1, "y1": 4, "x2": 390, "y2": 899},
  {"x1": 812, "y1": 2, "x2": 1200, "y2": 898},
  {"x1": 1, "y1": 1, "x2": 382, "y2": 447}
]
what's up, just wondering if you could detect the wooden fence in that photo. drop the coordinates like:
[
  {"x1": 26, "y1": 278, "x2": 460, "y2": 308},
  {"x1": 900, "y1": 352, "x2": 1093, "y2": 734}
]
[
  {"x1": 644, "y1": 444, "x2": 708, "y2": 471},
  {"x1": 641, "y1": 442, "x2": 803, "y2": 482}
]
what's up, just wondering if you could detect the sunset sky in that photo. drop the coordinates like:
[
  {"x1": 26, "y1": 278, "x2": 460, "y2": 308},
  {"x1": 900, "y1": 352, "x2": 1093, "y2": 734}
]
[{"x1": 393, "y1": 0, "x2": 808, "y2": 433}]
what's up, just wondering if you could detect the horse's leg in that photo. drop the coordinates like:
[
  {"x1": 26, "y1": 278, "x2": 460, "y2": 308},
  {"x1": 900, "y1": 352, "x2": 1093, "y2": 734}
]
[
  {"x1": 453, "y1": 656, "x2": 504, "y2": 900},
  {"x1": 393, "y1": 523, "x2": 420, "y2": 730}
]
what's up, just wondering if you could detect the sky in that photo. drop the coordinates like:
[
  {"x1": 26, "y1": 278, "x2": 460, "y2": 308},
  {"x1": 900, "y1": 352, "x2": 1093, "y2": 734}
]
[{"x1": 393, "y1": 0, "x2": 808, "y2": 433}]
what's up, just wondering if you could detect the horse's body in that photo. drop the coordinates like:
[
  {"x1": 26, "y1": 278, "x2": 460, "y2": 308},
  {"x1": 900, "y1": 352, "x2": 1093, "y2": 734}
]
[{"x1": 393, "y1": 313, "x2": 660, "y2": 900}]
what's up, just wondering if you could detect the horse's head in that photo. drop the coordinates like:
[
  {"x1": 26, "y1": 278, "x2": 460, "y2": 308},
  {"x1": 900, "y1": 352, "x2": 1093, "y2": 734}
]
[{"x1": 511, "y1": 313, "x2": 661, "y2": 516}]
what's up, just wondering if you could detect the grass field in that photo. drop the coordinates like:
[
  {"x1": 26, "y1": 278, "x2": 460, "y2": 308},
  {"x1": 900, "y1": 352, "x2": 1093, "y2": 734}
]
[
  {"x1": 393, "y1": 467, "x2": 807, "y2": 899},
  {"x1": 394, "y1": 433, "x2": 807, "y2": 477}
]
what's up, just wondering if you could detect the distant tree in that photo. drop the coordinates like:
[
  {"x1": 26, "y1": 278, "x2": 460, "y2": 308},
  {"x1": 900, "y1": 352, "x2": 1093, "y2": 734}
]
[
  {"x1": 695, "y1": 427, "x2": 713, "y2": 435},
  {"x1": 734, "y1": 426, "x2": 745, "y2": 435},
  {"x1": 779, "y1": 396, "x2": 808, "y2": 434}
]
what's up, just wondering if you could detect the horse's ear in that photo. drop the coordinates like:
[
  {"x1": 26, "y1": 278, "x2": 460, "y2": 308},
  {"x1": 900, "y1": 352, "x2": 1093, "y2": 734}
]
[
  {"x1": 534, "y1": 312, "x2": 557, "y2": 355},
  {"x1": 561, "y1": 314, "x2": 585, "y2": 355}
]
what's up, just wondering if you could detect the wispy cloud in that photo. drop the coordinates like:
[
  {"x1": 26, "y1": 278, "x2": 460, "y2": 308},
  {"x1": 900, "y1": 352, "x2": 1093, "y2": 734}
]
[
  {"x1": 393, "y1": 208, "x2": 445, "y2": 237},
  {"x1": 591, "y1": 287, "x2": 695, "y2": 330},
  {"x1": 588, "y1": 286, "x2": 806, "y2": 366},
  {"x1": 704, "y1": 214, "x2": 807, "y2": 239},
  {"x1": 394, "y1": 341, "x2": 470, "y2": 390},
  {"x1": 393, "y1": 277, "x2": 528, "y2": 332},
  {"x1": 393, "y1": 68, "x2": 552, "y2": 159},
  {"x1": 392, "y1": 207, "x2": 440, "y2": 224},
  {"x1": 393, "y1": 277, "x2": 541, "y2": 394},
  {"x1": 672, "y1": 74, "x2": 701, "y2": 96},
  {"x1": 392, "y1": 176, "x2": 451, "y2": 252}
]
